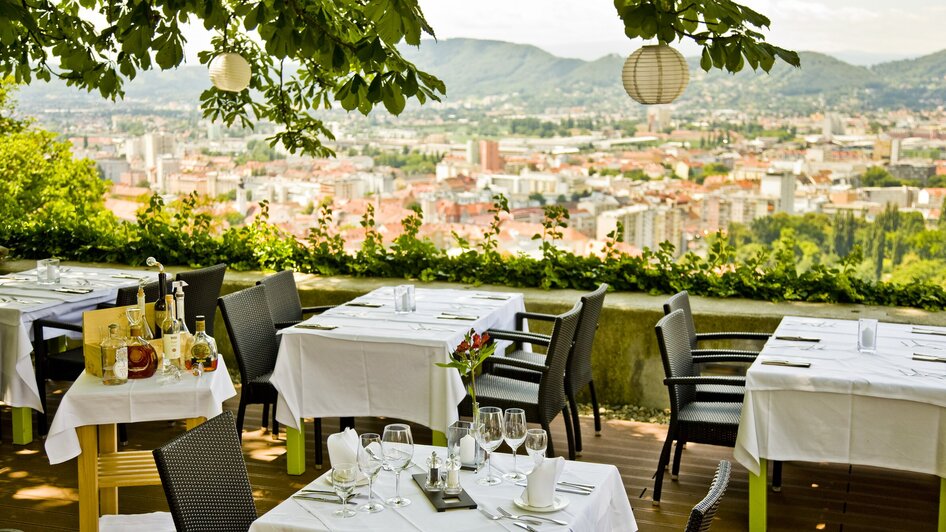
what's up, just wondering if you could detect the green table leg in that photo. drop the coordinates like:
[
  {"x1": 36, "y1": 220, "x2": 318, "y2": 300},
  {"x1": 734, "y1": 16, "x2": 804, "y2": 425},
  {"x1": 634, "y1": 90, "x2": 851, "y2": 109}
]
[
  {"x1": 749, "y1": 458, "x2": 767, "y2": 532},
  {"x1": 432, "y1": 430, "x2": 446, "y2": 447},
  {"x1": 12, "y1": 407, "x2": 32, "y2": 445},
  {"x1": 286, "y1": 421, "x2": 306, "y2": 476},
  {"x1": 939, "y1": 477, "x2": 945, "y2": 532}
]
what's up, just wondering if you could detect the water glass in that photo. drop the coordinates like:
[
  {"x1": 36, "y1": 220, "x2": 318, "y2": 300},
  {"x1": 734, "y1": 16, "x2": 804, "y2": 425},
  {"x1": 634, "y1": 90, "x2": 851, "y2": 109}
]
[
  {"x1": 37, "y1": 258, "x2": 60, "y2": 284},
  {"x1": 407, "y1": 284, "x2": 416, "y2": 311},
  {"x1": 394, "y1": 285, "x2": 411, "y2": 314},
  {"x1": 474, "y1": 406, "x2": 504, "y2": 486},
  {"x1": 382, "y1": 423, "x2": 413, "y2": 507},
  {"x1": 858, "y1": 318, "x2": 878, "y2": 353},
  {"x1": 331, "y1": 463, "x2": 359, "y2": 518},
  {"x1": 524, "y1": 428, "x2": 548, "y2": 466},
  {"x1": 357, "y1": 433, "x2": 385, "y2": 513},
  {"x1": 502, "y1": 408, "x2": 527, "y2": 481}
]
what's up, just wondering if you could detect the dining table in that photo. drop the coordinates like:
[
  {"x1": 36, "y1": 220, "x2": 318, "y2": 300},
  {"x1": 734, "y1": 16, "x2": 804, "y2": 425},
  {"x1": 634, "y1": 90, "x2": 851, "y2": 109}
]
[
  {"x1": 249, "y1": 444, "x2": 638, "y2": 532},
  {"x1": 734, "y1": 316, "x2": 946, "y2": 531},
  {"x1": 0, "y1": 265, "x2": 157, "y2": 444},
  {"x1": 271, "y1": 286, "x2": 527, "y2": 475}
]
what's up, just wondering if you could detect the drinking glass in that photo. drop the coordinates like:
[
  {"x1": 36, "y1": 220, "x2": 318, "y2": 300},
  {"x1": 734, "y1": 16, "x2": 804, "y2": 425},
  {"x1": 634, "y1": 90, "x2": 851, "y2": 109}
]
[
  {"x1": 858, "y1": 318, "x2": 878, "y2": 353},
  {"x1": 524, "y1": 428, "x2": 548, "y2": 468},
  {"x1": 394, "y1": 285, "x2": 410, "y2": 314},
  {"x1": 36, "y1": 258, "x2": 60, "y2": 284},
  {"x1": 331, "y1": 463, "x2": 358, "y2": 518},
  {"x1": 474, "y1": 406, "x2": 504, "y2": 486},
  {"x1": 357, "y1": 433, "x2": 385, "y2": 513},
  {"x1": 382, "y1": 423, "x2": 413, "y2": 507},
  {"x1": 502, "y1": 408, "x2": 527, "y2": 481}
]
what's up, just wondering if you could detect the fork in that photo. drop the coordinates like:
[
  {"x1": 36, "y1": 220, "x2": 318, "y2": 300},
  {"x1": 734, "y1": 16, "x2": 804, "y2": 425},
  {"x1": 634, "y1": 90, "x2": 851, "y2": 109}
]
[
  {"x1": 498, "y1": 506, "x2": 569, "y2": 526},
  {"x1": 478, "y1": 508, "x2": 542, "y2": 526}
]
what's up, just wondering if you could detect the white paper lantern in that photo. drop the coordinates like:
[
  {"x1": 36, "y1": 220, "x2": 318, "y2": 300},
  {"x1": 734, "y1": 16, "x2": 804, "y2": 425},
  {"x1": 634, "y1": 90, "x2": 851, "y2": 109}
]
[
  {"x1": 209, "y1": 53, "x2": 252, "y2": 92},
  {"x1": 622, "y1": 44, "x2": 689, "y2": 105}
]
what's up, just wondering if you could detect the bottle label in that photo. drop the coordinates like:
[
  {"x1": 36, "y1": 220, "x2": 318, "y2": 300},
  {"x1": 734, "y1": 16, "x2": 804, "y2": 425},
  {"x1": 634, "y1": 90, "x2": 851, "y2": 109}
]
[
  {"x1": 163, "y1": 333, "x2": 181, "y2": 361},
  {"x1": 114, "y1": 347, "x2": 128, "y2": 380}
]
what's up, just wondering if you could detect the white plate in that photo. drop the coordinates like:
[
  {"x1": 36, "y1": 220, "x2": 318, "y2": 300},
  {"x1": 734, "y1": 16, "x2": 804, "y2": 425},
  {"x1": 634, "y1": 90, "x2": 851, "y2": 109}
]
[
  {"x1": 317, "y1": 470, "x2": 370, "y2": 487},
  {"x1": 513, "y1": 495, "x2": 569, "y2": 513}
]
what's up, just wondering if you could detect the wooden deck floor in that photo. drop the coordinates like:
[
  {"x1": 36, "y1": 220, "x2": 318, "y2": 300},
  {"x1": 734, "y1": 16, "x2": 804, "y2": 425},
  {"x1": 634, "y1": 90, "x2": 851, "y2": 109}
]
[{"x1": 0, "y1": 382, "x2": 940, "y2": 531}]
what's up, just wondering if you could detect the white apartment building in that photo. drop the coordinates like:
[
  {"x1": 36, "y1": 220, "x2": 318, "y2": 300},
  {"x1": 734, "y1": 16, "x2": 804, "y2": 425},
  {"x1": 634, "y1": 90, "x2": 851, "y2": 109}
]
[
  {"x1": 477, "y1": 172, "x2": 567, "y2": 198},
  {"x1": 597, "y1": 203, "x2": 684, "y2": 255}
]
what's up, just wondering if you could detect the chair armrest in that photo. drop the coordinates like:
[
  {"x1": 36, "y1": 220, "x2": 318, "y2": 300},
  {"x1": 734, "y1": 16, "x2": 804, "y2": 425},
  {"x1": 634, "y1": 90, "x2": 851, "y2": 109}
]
[
  {"x1": 96, "y1": 302, "x2": 117, "y2": 310},
  {"x1": 515, "y1": 311, "x2": 557, "y2": 331},
  {"x1": 486, "y1": 330, "x2": 550, "y2": 348},
  {"x1": 664, "y1": 376, "x2": 746, "y2": 387},
  {"x1": 302, "y1": 305, "x2": 335, "y2": 315},
  {"x1": 696, "y1": 331, "x2": 771, "y2": 342},
  {"x1": 482, "y1": 356, "x2": 549, "y2": 375},
  {"x1": 692, "y1": 354, "x2": 758, "y2": 364},
  {"x1": 274, "y1": 320, "x2": 301, "y2": 330}
]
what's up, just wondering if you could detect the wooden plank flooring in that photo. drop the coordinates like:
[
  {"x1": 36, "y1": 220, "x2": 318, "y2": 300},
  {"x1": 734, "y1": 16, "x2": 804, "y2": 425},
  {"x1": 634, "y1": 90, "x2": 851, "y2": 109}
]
[{"x1": 0, "y1": 382, "x2": 940, "y2": 531}]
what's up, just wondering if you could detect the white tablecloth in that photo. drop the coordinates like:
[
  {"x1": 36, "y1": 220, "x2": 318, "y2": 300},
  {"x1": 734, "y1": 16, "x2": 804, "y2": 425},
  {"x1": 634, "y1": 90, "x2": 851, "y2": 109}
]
[
  {"x1": 45, "y1": 358, "x2": 236, "y2": 464},
  {"x1": 250, "y1": 444, "x2": 637, "y2": 532},
  {"x1": 735, "y1": 316, "x2": 946, "y2": 477},
  {"x1": 272, "y1": 287, "x2": 526, "y2": 434},
  {"x1": 0, "y1": 266, "x2": 157, "y2": 412}
]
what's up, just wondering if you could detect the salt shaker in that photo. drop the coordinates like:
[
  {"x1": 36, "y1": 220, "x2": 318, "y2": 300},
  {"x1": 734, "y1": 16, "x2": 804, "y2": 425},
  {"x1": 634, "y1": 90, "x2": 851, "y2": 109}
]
[
  {"x1": 444, "y1": 454, "x2": 462, "y2": 495},
  {"x1": 425, "y1": 451, "x2": 444, "y2": 491}
]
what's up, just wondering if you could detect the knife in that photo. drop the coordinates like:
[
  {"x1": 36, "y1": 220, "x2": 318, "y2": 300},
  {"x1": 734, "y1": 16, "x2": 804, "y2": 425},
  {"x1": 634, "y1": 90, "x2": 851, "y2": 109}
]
[
  {"x1": 295, "y1": 324, "x2": 337, "y2": 330},
  {"x1": 761, "y1": 360, "x2": 811, "y2": 368},
  {"x1": 472, "y1": 295, "x2": 511, "y2": 300},
  {"x1": 774, "y1": 336, "x2": 820, "y2": 342},
  {"x1": 913, "y1": 328, "x2": 946, "y2": 337},
  {"x1": 291, "y1": 494, "x2": 343, "y2": 504},
  {"x1": 438, "y1": 313, "x2": 478, "y2": 321},
  {"x1": 913, "y1": 353, "x2": 946, "y2": 363},
  {"x1": 346, "y1": 302, "x2": 383, "y2": 308}
]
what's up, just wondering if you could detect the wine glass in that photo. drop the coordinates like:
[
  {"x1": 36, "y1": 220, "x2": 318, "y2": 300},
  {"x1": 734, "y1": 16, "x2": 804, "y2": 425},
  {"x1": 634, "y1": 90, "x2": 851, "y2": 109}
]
[
  {"x1": 524, "y1": 428, "x2": 548, "y2": 470},
  {"x1": 357, "y1": 433, "x2": 385, "y2": 513},
  {"x1": 474, "y1": 406, "x2": 504, "y2": 486},
  {"x1": 381, "y1": 423, "x2": 414, "y2": 508},
  {"x1": 502, "y1": 408, "x2": 527, "y2": 481},
  {"x1": 331, "y1": 463, "x2": 358, "y2": 518},
  {"x1": 126, "y1": 307, "x2": 143, "y2": 330}
]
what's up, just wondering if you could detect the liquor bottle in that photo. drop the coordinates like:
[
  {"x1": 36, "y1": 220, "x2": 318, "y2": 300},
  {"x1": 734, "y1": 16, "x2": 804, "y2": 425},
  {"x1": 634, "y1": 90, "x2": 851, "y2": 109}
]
[
  {"x1": 100, "y1": 323, "x2": 128, "y2": 386},
  {"x1": 136, "y1": 284, "x2": 154, "y2": 340},
  {"x1": 187, "y1": 315, "x2": 218, "y2": 373},
  {"x1": 153, "y1": 272, "x2": 167, "y2": 339},
  {"x1": 160, "y1": 294, "x2": 182, "y2": 371},
  {"x1": 127, "y1": 324, "x2": 158, "y2": 379},
  {"x1": 173, "y1": 281, "x2": 192, "y2": 355}
]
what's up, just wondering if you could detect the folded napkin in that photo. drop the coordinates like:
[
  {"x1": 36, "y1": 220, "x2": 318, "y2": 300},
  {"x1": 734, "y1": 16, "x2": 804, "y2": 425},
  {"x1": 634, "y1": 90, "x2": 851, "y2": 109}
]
[
  {"x1": 522, "y1": 456, "x2": 565, "y2": 508},
  {"x1": 327, "y1": 427, "x2": 359, "y2": 467}
]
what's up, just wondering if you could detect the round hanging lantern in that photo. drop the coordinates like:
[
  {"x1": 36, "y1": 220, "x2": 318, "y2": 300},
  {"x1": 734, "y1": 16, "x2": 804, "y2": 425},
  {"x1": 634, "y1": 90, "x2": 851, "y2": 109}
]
[
  {"x1": 209, "y1": 53, "x2": 252, "y2": 92},
  {"x1": 622, "y1": 44, "x2": 689, "y2": 105}
]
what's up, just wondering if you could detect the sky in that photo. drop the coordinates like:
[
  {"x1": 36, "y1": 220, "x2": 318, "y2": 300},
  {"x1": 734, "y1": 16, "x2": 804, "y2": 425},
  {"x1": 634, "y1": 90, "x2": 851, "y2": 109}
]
[{"x1": 416, "y1": 0, "x2": 946, "y2": 65}]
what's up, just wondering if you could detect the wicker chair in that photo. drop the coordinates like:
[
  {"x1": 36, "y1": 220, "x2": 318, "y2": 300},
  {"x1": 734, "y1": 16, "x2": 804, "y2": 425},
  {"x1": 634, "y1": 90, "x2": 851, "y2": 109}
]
[
  {"x1": 256, "y1": 270, "x2": 334, "y2": 329},
  {"x1": 486, "y1": 284, "x2": 608, "y2": 456},
  {"x1": 176, "y1": 263, "x2": 227, "y2": 336},
  {"x1": 463, "y1": 301, "x2": 583, "y2": 460},
  {"x1": 152, "y1": 411, "x2": 257, "y2": 532},
  {"x1": 652, "y1": 309, "x2": 745, "y2": 505},
  {"x1": 685, "y1": 460, "x2": 731, "y2": 532}
]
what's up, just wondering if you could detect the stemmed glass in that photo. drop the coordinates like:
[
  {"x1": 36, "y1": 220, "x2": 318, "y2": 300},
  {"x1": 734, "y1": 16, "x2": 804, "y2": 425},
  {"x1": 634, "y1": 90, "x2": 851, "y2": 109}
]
[
  {"x1": 502, "y1": 408, "x2": 527, "y2": 481},
  {"x1": 474, "y1": 406, "x2": 504, "y2": 486},
  {"x1": 357, "y1": 433, "x2": 385, "y2": 513},
  {"x1": 382, "y1": 423, "x2": 414, "y2": 508},
  {"x1": 331, "y1": 463, "x2": 359, "y2": 518},
  {"x1": 524, "y1": 428, "x2": 548, "y2": 471},
  {"x1": 125, "y1": 307, "x2": 143, "y2": 332}
]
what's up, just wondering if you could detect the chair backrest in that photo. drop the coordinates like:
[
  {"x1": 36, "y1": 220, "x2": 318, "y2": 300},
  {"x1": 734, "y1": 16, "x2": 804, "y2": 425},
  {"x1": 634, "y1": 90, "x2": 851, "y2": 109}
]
[
  {"x1": 537, "y1": 301, "x2": 583, "y2": 424},
  {"x1": 176, "y1": 264, "x2": 227, "y2": 336},
  {"x1": 115, "y1": 280, "x2": 167, "y2": 307},
  {"x1": 663, "y1": 290, "x2": 698, "y2": 351},
  {"x1": 218, "y1": 284, "x2": 280, "y2": 385},
  {"x1": 152, "y1": 411, "x2": 257, "y2": 532},
  {"x1": 256, "y1": 270, "x2": 303, "y2": 325},
  {"x1": 655, "y1": 309, "x2": 697, "y2": 415},
  {"x1": 684, "y1": 460, "x2": 732, "y2": 532},
  {"x1": 566, "y1": 283, "x2": 608, "y2": 395}
]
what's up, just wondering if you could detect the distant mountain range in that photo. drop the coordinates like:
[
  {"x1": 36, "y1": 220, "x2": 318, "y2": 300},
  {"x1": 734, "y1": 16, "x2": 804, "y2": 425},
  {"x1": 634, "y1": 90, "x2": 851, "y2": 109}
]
[{"x1": 14, "y1": 38, "x2": 946, "y2": 114}]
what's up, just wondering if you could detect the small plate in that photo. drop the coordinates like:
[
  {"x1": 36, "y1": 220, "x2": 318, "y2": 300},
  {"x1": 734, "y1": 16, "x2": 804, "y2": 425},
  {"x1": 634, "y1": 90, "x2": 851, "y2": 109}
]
[{"x1": 513, "y1": 494, "x2": 569, "y2": 513}]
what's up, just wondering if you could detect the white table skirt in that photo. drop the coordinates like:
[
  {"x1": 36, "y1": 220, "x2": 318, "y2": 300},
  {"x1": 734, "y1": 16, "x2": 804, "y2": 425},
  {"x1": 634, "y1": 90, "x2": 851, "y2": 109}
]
[
  {"x1": 735, "y1": 316, "x2": 946, "y2": 477},
  {"x1": 0, "y1": 266, "x2": 157, "y2": 412},
  {"x1": 272, "y1": 288, "x2": 526, "y2": 434},
  {"x1": 45, "y1": 358, "x2": 236, "y2": 464},
  {"x1": 250, "y1": 445, "x2": 638, "y2": 532}
]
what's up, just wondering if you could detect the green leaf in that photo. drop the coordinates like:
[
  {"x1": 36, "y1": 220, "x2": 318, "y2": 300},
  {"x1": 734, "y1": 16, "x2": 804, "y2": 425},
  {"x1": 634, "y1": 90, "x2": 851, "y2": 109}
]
[
  {"x1": 700, "y1": 48, "x2": 712, "y2": 71},
  {"x1": 381, "y1": 82, "x2": 405, "y2": 115}
]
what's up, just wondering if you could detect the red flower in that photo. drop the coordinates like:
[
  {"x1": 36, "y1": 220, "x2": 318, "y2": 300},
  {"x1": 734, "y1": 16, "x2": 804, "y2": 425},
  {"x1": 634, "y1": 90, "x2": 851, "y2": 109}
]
[
  {"x1": 456, "y1": 340, "x2": 470, "y2": 352},
  {"x1": 471, "y1": 334, "x2": 482, "y2": 349}
]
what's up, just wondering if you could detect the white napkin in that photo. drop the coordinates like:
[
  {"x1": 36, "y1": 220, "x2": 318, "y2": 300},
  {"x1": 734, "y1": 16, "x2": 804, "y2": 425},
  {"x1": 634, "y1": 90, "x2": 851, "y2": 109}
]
[
  {"x1": 522, "y1": 456, "x2": 565, "y2": 507},
  {"x1": 327, "y1": 427, "x2": 359, "y2": 467}
]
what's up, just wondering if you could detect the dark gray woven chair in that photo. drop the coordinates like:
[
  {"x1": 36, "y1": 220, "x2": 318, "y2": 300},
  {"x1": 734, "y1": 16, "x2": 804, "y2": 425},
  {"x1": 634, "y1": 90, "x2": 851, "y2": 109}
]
[
  {"x1": 663, "y1": 291, "x2": 766, "y2": 403},
  {"x1": 256, "y1": 270, "x2": 333, "y2": 329},
  {"x1": 652, "y1": 309, "x2": 745, "y2": 505},
  {"x1": 462, "y1": 301, "x2": 583, "y2": 460},
  {"x1": 176, "y1": 263, "x2": 227, "y2": 336},
  {"x1": 153, "y1": 411, "x2": 257, "y2": 532},
  {"x1": 487, "y1": 284, "x2": 608, "y2": 456},
  {"x1": 685, "y1": 460, "x2": 731, "y2": 532}
]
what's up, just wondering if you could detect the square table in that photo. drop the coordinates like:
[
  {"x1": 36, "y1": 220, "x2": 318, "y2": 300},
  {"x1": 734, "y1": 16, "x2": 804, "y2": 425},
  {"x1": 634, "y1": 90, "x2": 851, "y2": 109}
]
[
  {"x1": 0, "y1": 266, "x2": 157, "y2": 444},
  {"x1": 734, "y1": 316, "x2": 946, "y2": 531},
  {"x1": 45, "y1": 359, "x2": 236, "y2": 532},
  {"x1": 249, "y1": 444, "x2": 638, "y2": 532},
  {"x1": 271, "y1": 287, "x2": 527, "y2": 475}
]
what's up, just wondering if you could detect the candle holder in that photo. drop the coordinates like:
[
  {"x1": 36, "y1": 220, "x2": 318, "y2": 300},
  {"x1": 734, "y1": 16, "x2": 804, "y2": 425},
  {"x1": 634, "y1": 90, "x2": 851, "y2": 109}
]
[{"x1": 447, "y1": 420, "x2": 483, "y2": 470}]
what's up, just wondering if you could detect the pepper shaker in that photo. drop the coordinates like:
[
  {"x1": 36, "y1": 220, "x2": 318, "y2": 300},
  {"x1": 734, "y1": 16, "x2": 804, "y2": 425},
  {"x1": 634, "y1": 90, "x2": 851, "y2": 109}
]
[{"x1": 425, "y1": 451, "x2": 444, "y2": 491}]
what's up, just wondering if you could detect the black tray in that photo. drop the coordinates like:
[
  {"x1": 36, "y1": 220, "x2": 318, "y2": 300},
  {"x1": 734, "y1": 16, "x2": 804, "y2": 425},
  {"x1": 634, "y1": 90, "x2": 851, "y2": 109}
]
[{"x1": 411, "y1": 473, "x2": 477, "y2": 512}]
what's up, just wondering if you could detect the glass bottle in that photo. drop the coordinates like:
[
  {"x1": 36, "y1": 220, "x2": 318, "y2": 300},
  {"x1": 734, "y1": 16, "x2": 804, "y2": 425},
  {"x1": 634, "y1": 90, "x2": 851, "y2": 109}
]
[
  {"x1": 100, "y1": 323, "x2": 128, "y2": 385},
  {"x1": 153, "y1": 272, "x2": 167, "y2": 339},
  {"x1": 160, "y1": 294, "x2": 182, "y2": 371},
  {"x1": 136, "y1": 284, "x2": 153, "y2": 340},
  {"x1": 188, "y1": 315, "x2": 218, "y2": 373},
  {"x1": 174, "y1": 283, "x2": 192, "y2": 356},
  {"x1": 127, "y1": 324, "x2": 158, "y2": 379}
]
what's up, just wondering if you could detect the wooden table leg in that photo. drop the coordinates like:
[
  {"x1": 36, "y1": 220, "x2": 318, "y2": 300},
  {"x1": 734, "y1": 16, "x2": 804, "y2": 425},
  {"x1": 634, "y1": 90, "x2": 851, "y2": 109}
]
[
  {"x1": 77, "y1": 425, "x2": 99, "y2": 532},
  {"x1": 286, "y1": 420, "x2": 306, "y2": 475},
  {"x1": 12, "y1": 407, "x2": 33, "y2": 444},
  {"x1": 749, "y1": 458, "x2": 768, "y2": 532},
  {"x1": 185, "y1": 417, "x2": 205, "y2": 430},
  {"x1": 98, "y1": 425, "x2": 118, "y2": 516},
  {"x1": 939, "y1": 477, "x2": 945, "y2": 532}
]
